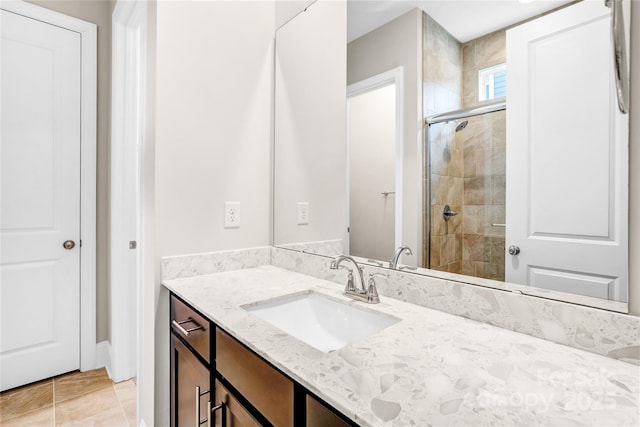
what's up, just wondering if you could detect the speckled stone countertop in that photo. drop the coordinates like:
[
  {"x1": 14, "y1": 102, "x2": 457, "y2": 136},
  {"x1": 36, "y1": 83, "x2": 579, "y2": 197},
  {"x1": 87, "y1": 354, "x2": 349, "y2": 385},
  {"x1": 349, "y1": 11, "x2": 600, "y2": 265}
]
[{"x1": 163, "y1": 265, "x2": 639, "y2": 427}]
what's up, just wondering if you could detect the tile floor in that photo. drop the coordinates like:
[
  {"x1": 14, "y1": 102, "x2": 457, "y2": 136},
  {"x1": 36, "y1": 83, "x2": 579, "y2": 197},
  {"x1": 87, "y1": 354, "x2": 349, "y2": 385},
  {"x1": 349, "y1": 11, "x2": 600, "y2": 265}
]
[{"x1": 0, "y1": 368, "x2": 136, "y2": 426}]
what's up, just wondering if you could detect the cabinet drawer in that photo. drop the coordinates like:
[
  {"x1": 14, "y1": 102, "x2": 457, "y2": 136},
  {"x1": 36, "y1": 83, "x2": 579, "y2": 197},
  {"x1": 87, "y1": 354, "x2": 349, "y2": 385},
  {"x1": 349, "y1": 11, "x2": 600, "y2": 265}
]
[
  {"x1": 306, "y1": 395, "x2": 351, "y2": 427},
  {"x1": 214, "y1": 380, "x2": 262, "y2": 427},
  {"x1": 171, "y1": 295, "x2": 210, "y2": 363},
  {"x1": 215, "y1": 329, "x2": 294, "y2": 427}
]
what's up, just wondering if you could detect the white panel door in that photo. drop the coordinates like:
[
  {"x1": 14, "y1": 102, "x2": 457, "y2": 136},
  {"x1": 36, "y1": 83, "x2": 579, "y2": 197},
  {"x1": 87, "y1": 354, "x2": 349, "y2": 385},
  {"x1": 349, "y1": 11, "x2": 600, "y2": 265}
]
[
  {"x1": 1, "y1": 9, "x2": 81, "y2": 391},
  {"x1": 506, "y1": 1, "x2": 629, "y2": 301}
]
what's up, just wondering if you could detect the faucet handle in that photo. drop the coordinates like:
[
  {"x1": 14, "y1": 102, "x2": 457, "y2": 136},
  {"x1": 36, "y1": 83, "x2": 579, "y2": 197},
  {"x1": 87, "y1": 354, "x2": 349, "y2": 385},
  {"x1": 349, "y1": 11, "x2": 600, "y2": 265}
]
[
  {"x1": 345, "y1": 270, "x2": 357, "y2": 292},
  {"x1": 366, "y1": 273, "x2": 387, "y2": 303}
]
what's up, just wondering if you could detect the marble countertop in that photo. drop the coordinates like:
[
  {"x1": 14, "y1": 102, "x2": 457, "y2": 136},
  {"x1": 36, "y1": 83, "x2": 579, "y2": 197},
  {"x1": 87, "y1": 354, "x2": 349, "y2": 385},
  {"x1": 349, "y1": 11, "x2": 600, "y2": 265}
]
[{"x1": 163, "y1": 265, "x2": 639, "y2": 427}]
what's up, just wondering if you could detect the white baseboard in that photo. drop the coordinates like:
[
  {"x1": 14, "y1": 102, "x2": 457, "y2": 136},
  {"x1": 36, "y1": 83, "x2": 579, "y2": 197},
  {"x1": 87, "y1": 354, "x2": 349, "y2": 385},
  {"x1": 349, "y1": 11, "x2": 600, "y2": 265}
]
[{"x1": 96, "y1": 341, "x2": 112, "y2": 378}]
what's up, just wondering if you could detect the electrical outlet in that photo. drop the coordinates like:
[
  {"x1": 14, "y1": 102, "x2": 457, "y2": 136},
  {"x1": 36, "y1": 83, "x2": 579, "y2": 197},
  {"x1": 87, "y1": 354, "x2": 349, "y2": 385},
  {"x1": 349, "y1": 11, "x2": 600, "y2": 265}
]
[
  {"x1": 297, "y1": 202, "x2": 309, "y2": 225},
  {"x1": 224, "y1": 201, "x2": 240, "y2": 228}
]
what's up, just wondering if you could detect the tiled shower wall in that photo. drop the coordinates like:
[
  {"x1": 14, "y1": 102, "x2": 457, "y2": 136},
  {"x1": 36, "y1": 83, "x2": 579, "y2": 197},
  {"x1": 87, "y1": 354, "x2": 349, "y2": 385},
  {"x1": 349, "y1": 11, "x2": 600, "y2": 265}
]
[
  {"x1": 460, "y1": 30, "x2": 506, "y2": 280},
  {"x1": 424, "y1": 15, "x2": 508, "y2": 281},
  {"x1": 422, "y1": 13, "x2": 463, "y2": 272}
]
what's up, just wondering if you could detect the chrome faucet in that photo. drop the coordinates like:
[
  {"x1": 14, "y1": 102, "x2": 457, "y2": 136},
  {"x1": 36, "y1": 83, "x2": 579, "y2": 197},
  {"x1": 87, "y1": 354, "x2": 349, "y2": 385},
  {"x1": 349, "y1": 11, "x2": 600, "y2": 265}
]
[
  {"x1": 389, "y1": 246, "x2": 412, "y2": 269},
  {"x1": 329, "y1": 255, "x2": 380, "y2": 303}
]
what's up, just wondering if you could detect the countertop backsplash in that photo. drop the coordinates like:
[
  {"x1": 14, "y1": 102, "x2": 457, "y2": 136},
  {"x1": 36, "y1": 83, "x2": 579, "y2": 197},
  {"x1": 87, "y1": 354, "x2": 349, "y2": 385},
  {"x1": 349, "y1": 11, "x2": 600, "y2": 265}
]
[{"x1": 161, "y1": 246, "x2": 639, "y2": 365}]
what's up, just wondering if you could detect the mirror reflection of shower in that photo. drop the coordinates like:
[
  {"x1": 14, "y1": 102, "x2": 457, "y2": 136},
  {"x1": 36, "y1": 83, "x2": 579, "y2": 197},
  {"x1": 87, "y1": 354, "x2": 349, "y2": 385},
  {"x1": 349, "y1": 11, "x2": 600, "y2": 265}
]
[
  {"x1": 425, "y1": 100, "x2": 506, "y2": 281},
  {"x1": 454, "y1": 120, "x2": 468, "y2": 132}
]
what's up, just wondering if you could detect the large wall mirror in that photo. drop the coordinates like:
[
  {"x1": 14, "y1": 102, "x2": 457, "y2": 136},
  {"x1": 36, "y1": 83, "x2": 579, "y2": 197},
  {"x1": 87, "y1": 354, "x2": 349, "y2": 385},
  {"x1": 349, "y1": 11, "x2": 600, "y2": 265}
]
[{"x1": 274, "y1": 0, "x2": 631, "y2": 313}]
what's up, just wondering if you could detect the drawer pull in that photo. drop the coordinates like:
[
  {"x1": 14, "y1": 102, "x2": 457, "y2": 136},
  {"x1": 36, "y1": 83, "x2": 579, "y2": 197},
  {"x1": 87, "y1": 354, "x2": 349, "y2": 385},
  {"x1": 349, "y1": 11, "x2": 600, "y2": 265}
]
[
  {"x1": 196, "y1": 386, "x2": 211, "y2": 426},
  {"x1": 172, "y1": 318, "x2": 204, "y2": 337},
  {"x1": 206, "y1": 401, "x2": 225, "y2": 427}
]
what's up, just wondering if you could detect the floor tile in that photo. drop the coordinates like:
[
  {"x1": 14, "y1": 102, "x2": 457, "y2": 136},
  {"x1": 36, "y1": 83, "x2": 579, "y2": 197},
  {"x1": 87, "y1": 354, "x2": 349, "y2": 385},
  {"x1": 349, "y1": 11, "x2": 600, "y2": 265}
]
[
  {"x1": 64, "y1": 406, "x2": 128, "y2": 427},
  {"x1": 0, "y1": 406, "x2": 54, "y2": 427},
  {"x1": 55, "y1": 386, "x2": 120, "y2": 425},
  {"x1": 114, "y1": 380, "x2": 136, "y2": 426},
  {"x1": 0, "y1": 379, "x2": 53, "y2": 422},
  {"x1": 54, "y1": 368, "x2": 112, "y2": 404}
]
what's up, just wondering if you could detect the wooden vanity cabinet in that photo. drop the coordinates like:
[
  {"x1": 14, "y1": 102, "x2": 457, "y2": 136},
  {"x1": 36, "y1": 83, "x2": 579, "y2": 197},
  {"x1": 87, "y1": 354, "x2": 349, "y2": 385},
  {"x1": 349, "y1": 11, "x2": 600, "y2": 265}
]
[
  {"x1": 306, "y1": 396, "x2": 350, "y2": 427},
  {"x1": 170, "y1": 293, "x2": 357, "y2": 427},
  {"x1": 170, "y1": 295, "x2": 212, "y2": 427},
  {"x1": 216, "y1": 328, "x2": 294, "y2": 427}
]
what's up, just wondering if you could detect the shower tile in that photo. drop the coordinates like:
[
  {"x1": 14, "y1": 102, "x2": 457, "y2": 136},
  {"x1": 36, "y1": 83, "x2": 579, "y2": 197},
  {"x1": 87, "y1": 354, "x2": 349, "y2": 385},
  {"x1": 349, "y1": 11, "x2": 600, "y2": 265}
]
[
  {"x1": 464, "y1": 177, "x2": 486, "y2": 205},
  {"x1": 449, "y1": 148, "x2": 463, "y2": 177},
  {"x1": 491, "y1": 111, "x2": 506, "y2": 147},
  {"x1": 490, "y1": 147, "x2": 506, "y2": 175},
  {"x1": 450, "y1": 177, "x2": 464, "y2": 206},
  {"x1": 431, "y1": 205, "x2": 446, "y2": 236},
  {"x1": 447, "y1": 261, "x2": 462, "y2": 274},
  {"x1": 475, "y1": 30, "x2": 506, "y2": 69},
  {"x1": 462, "y1": 41, "x2": 476, "y2": 71},
  {"x1": 449, "y1": 206, "x2": 463, "y2": 234},
  {"x1": 483, "y1": 236, "x2": 492, "y2": 263},
  {"x1": 462, "y1": 260, "x2": 474, "y2": 276},
  {"x1": 431, "y1": 143, "x2": 448, "y2": 176},
  {"x1": 462, "y1": 206, "x2": 478, "y2": 234},
  {"x1": 491, "y1": 175, "x2": 506, "y2": 205},
  {"x1": 463, "y1": 234, "x2": 484, "y2": 262},
  {"x1": 445, "y1": 234, "x2": 459, "y2": 264},
  {"x1": 430, "y1": 236, "x2": 442, "y2": 267}
]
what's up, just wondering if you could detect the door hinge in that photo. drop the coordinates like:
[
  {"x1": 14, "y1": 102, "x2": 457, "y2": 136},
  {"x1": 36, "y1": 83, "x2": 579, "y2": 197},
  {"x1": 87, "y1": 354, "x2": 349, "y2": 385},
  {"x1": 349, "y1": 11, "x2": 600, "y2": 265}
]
[{"x1": 129, "y1": 240, "x2": 137, "y2": 250}]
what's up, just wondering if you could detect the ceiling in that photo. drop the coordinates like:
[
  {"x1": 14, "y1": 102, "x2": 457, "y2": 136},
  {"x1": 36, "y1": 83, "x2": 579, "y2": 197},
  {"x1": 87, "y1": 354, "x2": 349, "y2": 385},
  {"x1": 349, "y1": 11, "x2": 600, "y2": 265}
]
[{"x1": 348, "y1": 0, "x2": 576, "y2": 43}]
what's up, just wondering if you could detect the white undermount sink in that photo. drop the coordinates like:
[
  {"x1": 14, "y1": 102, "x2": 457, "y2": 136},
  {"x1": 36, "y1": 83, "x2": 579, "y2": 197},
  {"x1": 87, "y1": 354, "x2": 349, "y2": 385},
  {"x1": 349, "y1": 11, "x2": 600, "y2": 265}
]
[{"x1": 243, "y1": 291, "x2": 399, "y2": 352}]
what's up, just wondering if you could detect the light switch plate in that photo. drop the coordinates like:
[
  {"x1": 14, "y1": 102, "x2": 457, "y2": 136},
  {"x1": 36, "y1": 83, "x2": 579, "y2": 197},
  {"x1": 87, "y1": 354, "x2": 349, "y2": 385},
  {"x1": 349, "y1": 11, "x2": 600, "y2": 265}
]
[
  {"x1": 297, "y1": 202, "x2": 309, "y2": 225},
  {"x1": 224, "y1": 201, "x2": 240, "y2": 228}
]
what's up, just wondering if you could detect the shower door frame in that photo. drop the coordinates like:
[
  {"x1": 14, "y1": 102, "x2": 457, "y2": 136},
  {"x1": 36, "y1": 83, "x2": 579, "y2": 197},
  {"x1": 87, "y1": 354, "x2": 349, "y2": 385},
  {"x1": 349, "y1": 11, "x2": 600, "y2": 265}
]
[{"x1": 424, "y1": 97, "x2": 506, "y2": 269}]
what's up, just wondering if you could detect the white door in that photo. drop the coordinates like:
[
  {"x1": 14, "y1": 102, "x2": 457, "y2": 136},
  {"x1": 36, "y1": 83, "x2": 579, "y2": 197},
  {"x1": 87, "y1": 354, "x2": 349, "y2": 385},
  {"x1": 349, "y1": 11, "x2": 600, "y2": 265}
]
[
  {"x1": 505, "y1": 1, "x2": 629, "y2": 301},
  {"x1": 348, "y1": 84, "x2": 396, "y2": 261},
  {"x1": 1, "y1": 9, "x2": 81, "y2": 391}
]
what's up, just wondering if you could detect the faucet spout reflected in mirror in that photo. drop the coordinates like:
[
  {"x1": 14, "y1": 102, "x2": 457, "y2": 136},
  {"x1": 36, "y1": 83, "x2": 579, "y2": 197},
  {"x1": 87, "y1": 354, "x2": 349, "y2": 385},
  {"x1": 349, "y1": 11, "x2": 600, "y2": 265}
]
[{"x1": 389, "y1": 246, "x2": 413, "y2": 269}]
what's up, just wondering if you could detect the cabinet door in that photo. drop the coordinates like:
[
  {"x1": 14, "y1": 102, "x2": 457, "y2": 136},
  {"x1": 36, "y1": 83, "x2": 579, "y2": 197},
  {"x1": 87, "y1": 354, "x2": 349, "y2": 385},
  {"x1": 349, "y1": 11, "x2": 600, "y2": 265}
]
[
  {"x1": 172, "y1": 335, "x2": 210, "y2": 427},
  {"x1": 306, "y1": 395, "x2": 350, "y2": 427},
  {"x1": 214, "y1": 380, "x2": 262, "y2": 427}
]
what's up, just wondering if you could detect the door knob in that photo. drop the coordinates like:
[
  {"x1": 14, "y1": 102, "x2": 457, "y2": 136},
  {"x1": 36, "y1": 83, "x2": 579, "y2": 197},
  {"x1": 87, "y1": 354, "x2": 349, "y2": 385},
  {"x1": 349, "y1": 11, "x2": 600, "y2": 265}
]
[
  {"x1": 508, "y1": 245, "x2": 520, "y2": 255},
  {"x1": 63, "y1": 240, "x2": 76, "y2": 250}
]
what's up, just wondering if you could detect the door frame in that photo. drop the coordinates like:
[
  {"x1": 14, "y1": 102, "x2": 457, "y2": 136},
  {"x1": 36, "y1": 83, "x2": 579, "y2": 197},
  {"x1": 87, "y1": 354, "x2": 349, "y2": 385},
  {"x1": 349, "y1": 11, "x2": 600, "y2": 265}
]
[
  {"x1": 1, "y1": 0, "x2": 98, "y2": 371},
  {"x1": 111, "y1": 0, "x2": 146, "y2": 394},
  {"x1": 346, "y1": 67, "x2": 404, "y2": 253}
]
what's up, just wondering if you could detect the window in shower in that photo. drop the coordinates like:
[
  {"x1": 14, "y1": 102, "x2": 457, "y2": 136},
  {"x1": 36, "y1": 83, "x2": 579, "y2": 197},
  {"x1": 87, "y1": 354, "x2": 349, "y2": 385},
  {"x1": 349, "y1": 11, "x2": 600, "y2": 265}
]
[{"x1": 478, "y1": 63, "x2": 506, "y2": 101}]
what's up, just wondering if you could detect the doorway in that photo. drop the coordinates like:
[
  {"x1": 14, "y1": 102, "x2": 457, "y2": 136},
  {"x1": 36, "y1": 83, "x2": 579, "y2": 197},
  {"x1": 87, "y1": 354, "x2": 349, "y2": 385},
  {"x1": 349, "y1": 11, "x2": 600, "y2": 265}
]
[{"x1": 346, "y1": 67, "x2": 404, "y2": 260}]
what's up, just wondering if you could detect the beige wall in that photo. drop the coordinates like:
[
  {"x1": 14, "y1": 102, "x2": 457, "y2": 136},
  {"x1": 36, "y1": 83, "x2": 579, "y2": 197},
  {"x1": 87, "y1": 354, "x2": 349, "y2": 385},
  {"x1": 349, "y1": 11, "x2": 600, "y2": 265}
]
[
  {"x1": 146, "y1": 1, "x2": 275, "y2": 424},
  {"x1": 347, "y1": 8, "x2": 423, "y2": 267},
  {"x1": 26, "y1": 0, "x2": 112, "y2": 343}
]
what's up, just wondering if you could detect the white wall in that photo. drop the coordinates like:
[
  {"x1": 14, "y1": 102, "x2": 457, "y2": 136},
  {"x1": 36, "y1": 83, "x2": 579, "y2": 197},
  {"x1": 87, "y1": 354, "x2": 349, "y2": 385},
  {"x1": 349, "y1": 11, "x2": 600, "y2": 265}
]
[
  {"x1": 141, "y1": 1, "x2": 275, "y2": 424},
  {"x1": 348, "y1": 85, "x2": 396, "y2": 261},
  {"x1": 347, "y1": 9, "x2": 423, "y2": 267},
  {"x1": 273, "y1": 0, "x2": 347, "y2": 247},
  {"x1": 275, "y1": 0, "x2": 316, "y2": 29}
]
